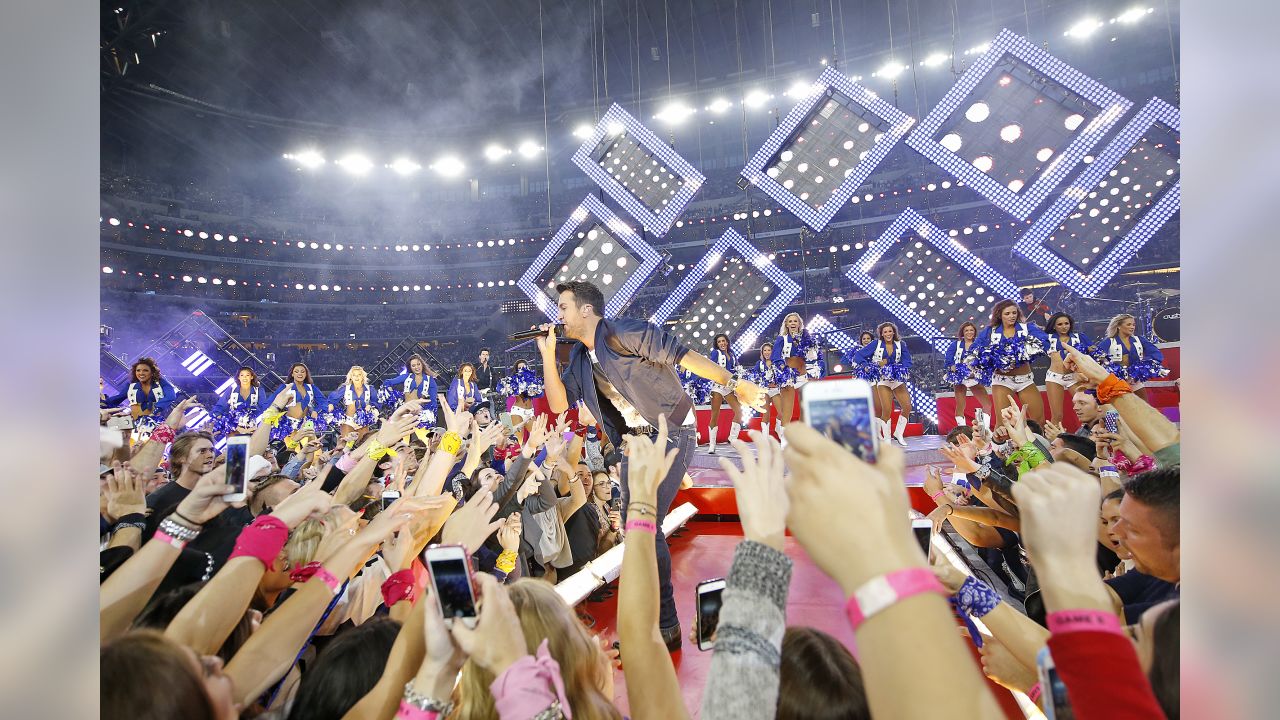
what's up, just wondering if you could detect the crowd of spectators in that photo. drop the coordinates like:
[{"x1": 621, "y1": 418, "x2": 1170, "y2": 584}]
[{"x1": 99, "y1": 328, "x2": 1179, "y2": 718}]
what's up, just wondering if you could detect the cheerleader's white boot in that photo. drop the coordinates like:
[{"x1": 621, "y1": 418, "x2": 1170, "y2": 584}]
[
  {"x1": 708, "y1": 429, "x2": 717, "y2": 454},
  {"x1": 955, "y1": 415, "x2": 967, "y2": 430},
  {"x1": 893, "y1": 416, "x2": 909, "y2": 447},
  {"x1": 777, "y1": 424, "x2": 787, "y2": 448},
  {"x1": 728, "y1": 422, "x2": 742, "y2": 443},
  {"x1": 874, "y1": 418, "x2": 891, "y2": 445}
]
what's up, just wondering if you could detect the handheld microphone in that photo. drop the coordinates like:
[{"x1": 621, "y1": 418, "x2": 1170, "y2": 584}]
[{"x1": 509, "y1": 324, "x2": 565, "y2": 342}]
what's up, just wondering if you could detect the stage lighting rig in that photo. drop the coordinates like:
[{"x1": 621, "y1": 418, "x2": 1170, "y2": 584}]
[
  {"x1": 517, "y1": 195, "x2": 663, "y2": 320},
  {"x1": 905, "y1": 29, "x2": 1132, "y2": 220},
  {"x1": 571, "y1": 104, "x2": 705, "y2": 238},
  {"x1": 740, "y1": 66, "x2": 915, "y2": 231},
  {"x1": 648, "y1": 229, "x2": 801, "y2": 355},
  {"x1": 1013, "y1": 97, "x2": 1180, "y2": 297},
  {"x1": 845, "y1": 208, "x2": 1020, "y2": 344}
]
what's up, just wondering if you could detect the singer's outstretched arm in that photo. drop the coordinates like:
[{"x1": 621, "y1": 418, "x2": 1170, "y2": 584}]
[{"x1": 537, "y1": 326, "x2": 571, "y2": 414}]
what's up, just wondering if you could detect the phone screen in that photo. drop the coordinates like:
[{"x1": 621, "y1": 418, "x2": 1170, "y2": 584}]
[
  {"x1": 806, "y1": 394, "x2": 877, "y2": 462},
  {"x1": 1037, "y1": 647, "x2": 1075, "y2": 720},
  {"x1": 697, "y1": 583, "x2": 725, "y2": 650},
  {"x1": 381, "y1": 492, "x2": 400, "y2": 511},
  {"x1": 430, "y1": 557, "x2": 477, "y2": 621},
  {"x1": 224, "y1": 441, "x2": 249, "y2": 496}
]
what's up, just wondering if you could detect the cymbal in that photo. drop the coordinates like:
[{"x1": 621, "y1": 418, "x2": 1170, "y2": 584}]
[
  {"x1": 1138, "y1": 288, "x2": 1179, "y2": 298},
  {"x1": 1122, "y1": 281, "x2": 1157, "y2": 287}
]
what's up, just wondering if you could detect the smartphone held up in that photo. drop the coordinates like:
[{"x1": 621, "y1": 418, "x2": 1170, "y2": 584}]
[
  {"x1": 424, "y1": 544, "x2": 479, "y2": 628},
  {"x1": 800, "y1": 378, "x2": 879, "y2": 463}
]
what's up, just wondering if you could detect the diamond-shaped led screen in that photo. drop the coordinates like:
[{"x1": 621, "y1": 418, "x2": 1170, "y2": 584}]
[
  {"x1": 905, "y1": 29, "x2": 1132, "y2": 219},
  {"x1": 1013, "y1": 97, "x2": 1180, "y2": 297},
  {"x1": 741, "y1": 67, "x2": 914, "y2": 231}
]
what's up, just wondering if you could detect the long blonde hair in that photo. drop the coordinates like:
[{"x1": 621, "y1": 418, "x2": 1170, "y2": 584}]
[
  {"x1": 1107, "y1": 313, "x2": 1135, "y2": 338},
  {"x1": 345, "y1": 366, "x2": 368, "y2": 387},
  {"x1": 780, "y1": 312, "x2": 804, "y2": 338},
  {"x1": 449, "y1": 580, "x2": 620, "y2": 720}
]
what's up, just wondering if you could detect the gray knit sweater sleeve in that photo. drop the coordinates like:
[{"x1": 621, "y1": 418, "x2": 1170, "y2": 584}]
[{"x1": 699, "y1": 539, "x2": 793, "y2": 720}]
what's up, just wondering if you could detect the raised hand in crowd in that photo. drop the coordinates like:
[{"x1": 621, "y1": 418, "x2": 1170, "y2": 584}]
[
  {"x1": 719, "y1": 430, "x2": 787, "y2": 551},
  {"x1": 442, "y1": 488, "x2": 504, "y2": 554}
]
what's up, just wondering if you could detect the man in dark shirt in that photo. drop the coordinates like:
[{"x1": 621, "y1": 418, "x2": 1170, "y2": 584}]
[
  {"x1": 1019, "y1": 287, "x2": 1052, "y2": 326},
  {"x1": 537, "y1": 280, "x2": 765, "y2": 650},
  {"x1": 474, "y1": 348, "x2": 497, "y2": 415}
]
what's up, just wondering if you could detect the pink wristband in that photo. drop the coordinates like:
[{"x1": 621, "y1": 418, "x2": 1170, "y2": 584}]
[
  {"x1": 1027, "y1": 682, "x2": 1042, "y2": 704},
  {"x1": 229, "y1": 515, "x2": 290, "y2": 570},
  {"x1": 845, "y1": 567, "x2": 946, "y2": 630},
  {"x1": 624, "y1": 518, "x2": 657, "y2": 534},
  {"x1": 153, "y1": 530, "x2": 187, "y2": 549},
  {"x1": 929, "y1": 490, "x2": 947, "y2": 501},
  {"x1": 395, "y1": 702, "x2": 440, "y2": 719},
  {"x1": 1046, "y1": 609, "x2": 1125, "y2": 636}
]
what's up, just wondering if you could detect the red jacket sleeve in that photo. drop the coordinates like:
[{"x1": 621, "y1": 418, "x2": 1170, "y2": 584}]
[{"x1": 1047, "y1": 631, "x2": 1165, "y2": 720}]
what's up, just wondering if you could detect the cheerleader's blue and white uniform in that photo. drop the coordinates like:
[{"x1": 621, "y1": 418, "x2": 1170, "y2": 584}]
[
  {"x1": 708, "y1": 348, "x2": 742, "y2": 396},
  {"x1": 328, "y1": 383, "x2": 379, "y2": 429},
  {"x1": 1092, "y1": 335, "x2": 1167, "y2": 388},
  {"x1": 1045, "y1": 331, "x2": 1092, "y2": 388},
  {"x1": 851, "y1": 340, "x2": 912, "y2": 388},
  {"x1": 747, "y1": 356, "x2": 781, "y2": 397},
  {"x1": 124, "y1": 377, "x2": 180, "y2": 440},
  {"x1": 382, "y1": 371, "x2": 440, "y2": 428},
  {"x1": 211, "y1": 385, "x2": 266, "y2": 436},
  {"x1": 496, "y1": 368, "x2": 543, "y2": 423},
  {"x1": 267, "y1": 381, "x2": 321, "y2": 440},
  {"x1": 446, "y1": 378, "x2": 484, "y2": 412},
  {"x1": 940, "y1": 339, "x2": 981, "y2": 388},
  {"x1": 972, "y1": 324, "x2": 1050, "y2": 392},
  {"x1": 771, "y1": 331, "x2": 822, "y2": 388}
]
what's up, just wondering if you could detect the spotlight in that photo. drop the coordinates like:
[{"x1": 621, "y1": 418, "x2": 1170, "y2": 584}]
[
  {"x1": 965, "y1": 42, "x2": 991, "y2": 56},
  {"x1": 786, "y1": 81, "x2": 817, "y2": 98},
  {"x1": 999, "y1": 124, "x2": 1022, "y2": 143},
  {"x1": 102, "y1": 266, "x2": 113, "y2": 274},
  {"x1": 432, "y1": 156, "x2": 466, "y2": 177},
  {"x1": 875, "y1": 61, "x2": 907, "y2": 79},
  {"x1": 743, "y1": 90, "x2": 771, "y2": 108},
  {"x1": 108, "y1": 217, "x2": 120, "y2": 226},
  {"x1": 706, "y1": 98, "x2": 733, "y2": 113},
  {"x1": 288, "y1": 149, "x2": 325, "y2": 169},
  {"x1": 920, "y1": 52, "x2": 950, "y2": 68},
  {"x1": 517, "y1": 141, "x2": 542, "y2": 158},
  {"x1": 485, "y1": 145, "x2": 512, "y2": 162},
  {"x1": 573, "y1": 124, "x2": 595, "y2": 139},
  {"x1": 1116, "y1": 7, "x2": 1152, "y2": 23},
  {"x1": 388, "y1": 157, "x2": 422, "y2": 175},
  {"x1": 654, "y1": 102, "x2": 696, "y2": 125},
  {"x1": 336, "y1": 153, "x2": 373, "y2": 175},
  {"x1": 1065, "y1": 18, "x2": 1104, "y2": 38}
]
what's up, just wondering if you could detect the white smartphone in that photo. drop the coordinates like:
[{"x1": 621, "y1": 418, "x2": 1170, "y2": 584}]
[
  {"x1": 973, "y1": 407, "x2": 986, "y2": 429},
  {"x1": 222, "y1": 435, "x2": 250, "y2": 502},
  {"x1": 695, "y1": 578, "x2": 726, "y2": 651},
  {"x1": 800, "y1": 378, "x2": 878, "y2": 463},
  {"x1": 380, "y1": 490, "x2": 401, "y2": 511},
  {"x1": 1036, "y1": 646, "x2": 1075, "y2": 719},
  {"x1": 424, "y1": 544, "x2": 479, "y2": 628}
]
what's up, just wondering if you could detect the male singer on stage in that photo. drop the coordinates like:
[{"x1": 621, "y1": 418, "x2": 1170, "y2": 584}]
[
  {"x1": 536, "y1": 280, "x2": 765, "y2": 650},
  {"x1": 474, "y1": 347, "x2": 497, "y2": 414}
]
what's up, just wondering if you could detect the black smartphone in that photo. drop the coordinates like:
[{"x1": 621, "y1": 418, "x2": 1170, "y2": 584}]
[{"x1": 696, "y1": 578, "x2": 726, "y2": 651}]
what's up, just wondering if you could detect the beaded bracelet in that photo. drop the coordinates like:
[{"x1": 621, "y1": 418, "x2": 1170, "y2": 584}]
[
  {"x1": 401, "y1": 681, "x2": 453, "y2": 715},
  {"x1": 158, "y1": 517, "x2": 200, "y2": 543}
]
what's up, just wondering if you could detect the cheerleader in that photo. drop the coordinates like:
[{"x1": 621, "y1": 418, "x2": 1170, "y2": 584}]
[
  {"x1": 940, "y1": 322, "x2": 992, "y2": 430},
  {"x1": 268, "y1": 363, "x2": 321, "y2": 439},
  {"x1": 496, "y1": 359, "x2": 543, "y2": 431},
  {"x1": 851, "y1": 322, "x2": 913, "y2": 446},
  {"x1": 769, "y1": 312, "x2": 822, "y2": 440},
  {"x1": 973, "y1": 300, "x2": 1050, "y2": 425},
  {"x1": 705, "y1": 334, "x2": 744, "y2": 453},
  {"x1": 211, "y1": 367, "x2": 267, "y2": 437},
  {"x1": 1043, "y1": 312, "x2": 1092, "y2": 422},
  {"x1": 447, "y1": 362, "x2": 485, "y2": 412},
  {"x1": 750, "y1": 341, "x2": 784, "y2": 433},
  {"x1": 328, "y1": 366, "x2": 378, "y2": 438},
  {"x1": 382, "y1": 354, "x2": 441, "y2": 428},
  {"x1": 125, "y1": 357, "x2": 180, "y2": 434},
  {"x1": 1094, "y1": 313, "x2": 1166, "y2": 401}
]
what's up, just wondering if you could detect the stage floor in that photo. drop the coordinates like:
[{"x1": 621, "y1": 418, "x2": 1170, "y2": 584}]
[{"x1": 678, "y1": 435, "x2": 945, "y2": 516}]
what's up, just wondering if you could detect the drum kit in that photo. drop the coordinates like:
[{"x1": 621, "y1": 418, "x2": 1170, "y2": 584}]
[{"x1": 1126, "y1": 283, "x2": 1180, "y2": 342}]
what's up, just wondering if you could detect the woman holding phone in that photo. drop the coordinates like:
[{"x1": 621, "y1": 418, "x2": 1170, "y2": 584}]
[{"x1": 447, "y1": 362, "x2": 485, "y2": 412}]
